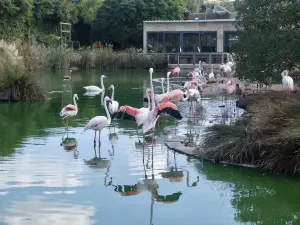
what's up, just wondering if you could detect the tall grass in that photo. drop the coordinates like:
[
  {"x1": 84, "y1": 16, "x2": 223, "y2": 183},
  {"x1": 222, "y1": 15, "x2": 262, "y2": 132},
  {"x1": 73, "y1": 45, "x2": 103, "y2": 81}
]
[
  {"x1": 0, "y1": 40, "x2": 45, "y2": 101},
  {"x1": 70, "y1": 47, "x2": 167, "y2": 70},
  {"x1": 0, "y1": 41, "x2": 167, "y2": 72},
  {"x1": 201, "y1": 95, "x2": 300, "y2": 175}
]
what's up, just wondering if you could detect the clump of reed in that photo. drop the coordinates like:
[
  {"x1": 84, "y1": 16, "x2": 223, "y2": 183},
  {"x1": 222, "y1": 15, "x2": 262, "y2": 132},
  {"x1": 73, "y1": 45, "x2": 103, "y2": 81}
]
[
  {"x1": 0, "y1": 40, "x2": 45, "y2": 101},
  {"x1": 201, "y1": 95, "x2": 300, "y2": 175},
  {"x1": 70, "y1": 46, "x2": 167, "y2": 69}
]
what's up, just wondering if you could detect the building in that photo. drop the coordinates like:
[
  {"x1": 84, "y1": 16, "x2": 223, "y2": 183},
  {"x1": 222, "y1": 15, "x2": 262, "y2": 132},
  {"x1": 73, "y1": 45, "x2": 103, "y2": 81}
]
[{"x1": 143, "y1": 2, "x2": 238, "y2": 67}]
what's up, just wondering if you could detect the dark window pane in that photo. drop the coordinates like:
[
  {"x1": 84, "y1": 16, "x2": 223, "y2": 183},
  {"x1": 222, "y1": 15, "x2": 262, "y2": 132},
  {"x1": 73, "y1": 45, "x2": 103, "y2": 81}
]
[
  {"x1": 147, "y1": 32, "x2": 163, "y2": 53},
  {"x1": 165, "y1": 33, "x2": 180, "y2": 53},
  {"x1": 224, "y1": 32, "x2": 238, "y2": 52},
  {"x1": 200, "y1": 33, "x2": 217, "y2": 52},
  {"x1": 182, "y1": 33, "x2": 199, "y2": 52}
]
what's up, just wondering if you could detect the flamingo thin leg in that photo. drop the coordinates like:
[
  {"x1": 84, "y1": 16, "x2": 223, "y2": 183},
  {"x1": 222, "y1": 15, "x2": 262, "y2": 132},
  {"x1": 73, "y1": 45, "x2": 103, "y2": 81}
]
[
  {"x1": 94, "y1": 131, "x2": 96, "y2": 144},
  {"x1": 98, "y1": 130, "x2": 101, "y2": 143}
]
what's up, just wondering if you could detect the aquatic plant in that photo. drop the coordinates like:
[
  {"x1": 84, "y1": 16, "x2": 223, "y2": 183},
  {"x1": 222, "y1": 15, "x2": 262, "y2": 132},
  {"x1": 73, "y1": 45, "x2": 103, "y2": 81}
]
[
  {"x1": 201, "y1": 92, "x2": 300, "y2": 175},
  {"x1": 0, "y1": 40, "x2": 45, "y2": 101}
]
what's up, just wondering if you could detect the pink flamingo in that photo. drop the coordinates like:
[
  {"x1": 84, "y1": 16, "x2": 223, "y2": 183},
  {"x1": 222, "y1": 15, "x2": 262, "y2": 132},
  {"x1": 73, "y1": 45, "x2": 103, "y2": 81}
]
[
  {"x1": 226, "y1": 81, "x2": 236, "y2": 95},
  {"x1": 59, "y1": 93, "x2": 79, "y2": 130},
  {"x1": 172, "y1": 67, "x2": 180, "y2": 76},
  {"x1": 113, "y1": 68, "x2": 182, "y2": 137},
  {"x1": 84, "y1": 96, "x2": 113, "y2": 145},
  {"x1": 172, "y1": 67, "x2": 181, "y2": 85}
]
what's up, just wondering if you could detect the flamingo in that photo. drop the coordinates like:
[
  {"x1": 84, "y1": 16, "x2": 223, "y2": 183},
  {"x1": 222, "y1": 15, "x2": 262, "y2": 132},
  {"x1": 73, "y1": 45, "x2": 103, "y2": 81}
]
[
  {"x1": 172, "y1": 67, "x2": 180, "y2": 76},
  {"x1": 83, "y1": 75, "x2": 106, "y2": 92},
  {"x1": 84, "y1": 96, "x2": 112, "y2": 145},
  {"x1": 108, "y1": 85, "x2": 119, "y2": 114},
  {"x1": 113, "y1": 69, "x2": 182, "y2": 136},
  {"x1": 172, "y1": 67, "x2": 181, "y2": 84},
  {"x1": 226, "y1": 81, "x2": 236, "y2": 95},
  {"x1": 281, "y1": 70, "x2": 296, "y2": 101},
  {"x1": 161, "y1": 78, "x2": 165, "y2": 94},
  {"x1": 84, "y1": 96, "x2": 112, "y2": 144},
  {"x1": 220, "y1": 63, "x2": 232, "y2": 80},
  {"x1": 59, "y1": 93, "x2": 79, "y2": 129},
  {"x1": 143, "y1": 72, "x2": 171, "y2": 106},
  {"x1": 208, "y1": 65, "x2": 215, "y2": 81}
]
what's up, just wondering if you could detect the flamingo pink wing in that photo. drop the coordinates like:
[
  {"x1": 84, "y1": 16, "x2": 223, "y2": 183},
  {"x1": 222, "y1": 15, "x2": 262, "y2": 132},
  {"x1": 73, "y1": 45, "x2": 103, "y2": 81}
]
[{"x1": 66, "y1": 104, "x2": 76, "y2": 111}]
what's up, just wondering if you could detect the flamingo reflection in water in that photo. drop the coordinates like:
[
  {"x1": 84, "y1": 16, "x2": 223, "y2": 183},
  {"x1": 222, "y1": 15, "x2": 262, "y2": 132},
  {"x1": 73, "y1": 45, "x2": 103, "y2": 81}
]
[
  {"x1": 60, "y1": 129, "x2": 79, "y2": 159},
  {"x1": 161, "y1": 149, "x2": 199, "y2": 187},
  {"x1": 104, "y1": 144, "x2": 182, "y2": 224},
  {"x1": 84, "y1": 143, "x2": 111, "y2": 171}
]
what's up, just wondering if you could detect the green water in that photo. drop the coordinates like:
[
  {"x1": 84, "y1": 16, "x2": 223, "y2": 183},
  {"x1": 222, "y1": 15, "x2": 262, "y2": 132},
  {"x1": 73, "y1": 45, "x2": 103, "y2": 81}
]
[{"x1": 0, "y1": 69, "x2": 299, "y2": 225}]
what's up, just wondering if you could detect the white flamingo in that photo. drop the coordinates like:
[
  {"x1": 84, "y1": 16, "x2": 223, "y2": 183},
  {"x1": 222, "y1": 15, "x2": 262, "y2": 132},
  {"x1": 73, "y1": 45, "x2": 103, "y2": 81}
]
[
  {"x1": 84, "y1": 96, "x2": 112, "y2": 144},
  {"x1": 281, "y1": 70, "x2": 296, "y2": 97},
  {"x1": 108, "y1": 85, "x2": 119, "y2": 114},
  {"x1": 59, "y1": 94, "x2": 79, "y2": 129},
  {"x1": 208, "y1": 65, "x2": 215, "y2": 81},
  {"x1": 83, "y1": 75, "x2": 106, "y2": 92},
  {"x1": 161, "y1": 78, "x2": 165, "y2": 94}
]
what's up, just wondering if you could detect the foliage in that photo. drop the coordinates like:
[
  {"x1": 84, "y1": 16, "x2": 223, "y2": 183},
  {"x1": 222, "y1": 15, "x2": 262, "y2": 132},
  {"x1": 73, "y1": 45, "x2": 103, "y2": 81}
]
[
  {"x1": 91, "y1": 0, "x2": 185, "y2": 48},
  {"x1": 234, "y1": 0, "x2": 300, "y2": 82},
  {"x1": 0, "y1": 40, "x2": 45, "y2": 101},
  {"x1": 70, "y1": 46, "x2": 167, "y2": 69},
  {"x1": 202, "y1": 92, "x2": 300, "y2": 175},
  {"x1": 70, "y1": 0, "x2": 103, "y2": 24},
  {"x1": 0, "y1": 0, "x2": 32, "y2": 40},
  {"x1": 186, "y1": 0, "x2": 203, "y2": 13}
]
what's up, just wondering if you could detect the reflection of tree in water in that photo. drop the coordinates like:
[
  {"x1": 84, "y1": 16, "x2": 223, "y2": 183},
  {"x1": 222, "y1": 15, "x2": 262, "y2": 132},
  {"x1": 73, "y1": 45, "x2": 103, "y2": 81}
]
[{"x1": 194, "y1": 161, "x2": 300, "y2": 224}]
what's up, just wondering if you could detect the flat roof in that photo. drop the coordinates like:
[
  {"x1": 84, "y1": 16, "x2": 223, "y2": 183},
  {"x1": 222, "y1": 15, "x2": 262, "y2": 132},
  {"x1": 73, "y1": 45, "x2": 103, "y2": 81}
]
[{"x1": 144, "y1": 19, "x2": 236, "y2": 23}]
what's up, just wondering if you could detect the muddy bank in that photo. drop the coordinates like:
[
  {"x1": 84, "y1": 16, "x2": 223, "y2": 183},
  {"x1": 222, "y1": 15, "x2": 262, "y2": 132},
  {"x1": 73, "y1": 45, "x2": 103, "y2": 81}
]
[{"x1": 200, "y1": 90, "x2": 300, "y2": 175}]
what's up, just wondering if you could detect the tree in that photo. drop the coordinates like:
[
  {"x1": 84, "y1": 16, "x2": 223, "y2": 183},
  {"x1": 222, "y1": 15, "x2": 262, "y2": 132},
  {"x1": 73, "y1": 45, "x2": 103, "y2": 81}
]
[
  {"x1": 233, "y1": 0, "x2": 300, "y2": 81},
  {"x1": 186, "y1": 0, "x2": 203, "y2": 13},
  {"x1": 91, "y1": 0, "x2": 185, "y2": 48},
  {"x1": 0, "y1": 0, "x2": 32, "y2": 40}
]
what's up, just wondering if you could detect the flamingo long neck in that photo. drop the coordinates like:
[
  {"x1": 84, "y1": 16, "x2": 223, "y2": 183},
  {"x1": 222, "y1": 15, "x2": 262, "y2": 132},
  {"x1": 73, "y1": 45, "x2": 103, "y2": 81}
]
[
  {"x1": 73, "y1": 95, "x2": 78, "y2": 112},
  {"x1": 101, "y1": 76, "x2": 105, "y2": 90},
  {"x1": 161, "y1": 79, "x2": 165, "y2": 94},
  {"x1": 147, "y1": 93, "x2": 151, "y2": 110},
  {"x1": 166, "y1": 74, "x2": 170, "y2": 93},
  {"x1": 104, "y1": 98, "x2": 111, "y2": 125},
  {"x1": 150, "y1": 71, "x2": 155, "y2": 110},
  {"x1": 111, "y1": 85, "x2": 115, "y2": 101}
]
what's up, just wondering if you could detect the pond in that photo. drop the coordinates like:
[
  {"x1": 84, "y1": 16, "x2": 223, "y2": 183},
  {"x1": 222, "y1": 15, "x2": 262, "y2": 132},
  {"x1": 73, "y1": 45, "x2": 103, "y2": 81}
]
[{"x1": 0, "y1": 69, "x2": 299, "y2": 225}]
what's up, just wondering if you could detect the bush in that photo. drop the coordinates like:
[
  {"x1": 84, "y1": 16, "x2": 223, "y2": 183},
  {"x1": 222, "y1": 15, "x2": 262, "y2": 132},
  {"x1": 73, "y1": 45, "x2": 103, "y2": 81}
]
[
  {"x1": 0, "y1": 40, "x2": 45, "y2": 101},
  {"x1": 201, "y1": 93, "x2": 300, "y2": 175}
]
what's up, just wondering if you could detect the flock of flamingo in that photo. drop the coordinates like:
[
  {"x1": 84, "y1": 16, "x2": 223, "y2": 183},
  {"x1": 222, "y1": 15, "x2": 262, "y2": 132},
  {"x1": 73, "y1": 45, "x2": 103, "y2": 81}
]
[{"x1": 59, "y1": 60, "x2": 296, "y2": 147}]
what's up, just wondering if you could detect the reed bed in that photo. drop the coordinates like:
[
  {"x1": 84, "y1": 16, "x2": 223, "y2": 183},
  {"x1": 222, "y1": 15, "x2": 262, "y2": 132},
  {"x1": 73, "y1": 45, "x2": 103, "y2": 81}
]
[
  {"x1": 201, "y1": 92, "x2": 300, "y2": 175},
  {"x1": 0, "y1": 40, "x2": 45, "y2": 101},
  {"x1": 2, "y1": 41, "x2": 167, "y2": 71}
]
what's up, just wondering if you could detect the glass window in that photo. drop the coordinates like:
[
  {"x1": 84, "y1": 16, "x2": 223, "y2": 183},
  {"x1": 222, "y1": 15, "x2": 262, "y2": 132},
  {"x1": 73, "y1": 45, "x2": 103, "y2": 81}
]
[
  {"x1": 182, "y1": 33, "x2": 199, "y2": 52},
  {"x1": 147, "y1": 32, "x2": 163, "y2": 53},
  {"x1": 200, "y1": 32, "x2": 217, "y2": 52},
  {"x1": 224, "y1": 32, "x2": 238, "y2": 52},
  {"x1": 165, "y1": 33, "x2": 181, "y2": 53}
]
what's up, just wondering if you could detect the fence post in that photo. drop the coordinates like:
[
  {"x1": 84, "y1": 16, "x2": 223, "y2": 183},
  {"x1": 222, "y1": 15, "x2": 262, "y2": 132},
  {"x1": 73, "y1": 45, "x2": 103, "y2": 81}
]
[
  {"x1": 177, "y1": 54, "x2": 179, "y2": 66},
  {"x1": 209, "y1": 54, "x2": 212, "y2": 65}
]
